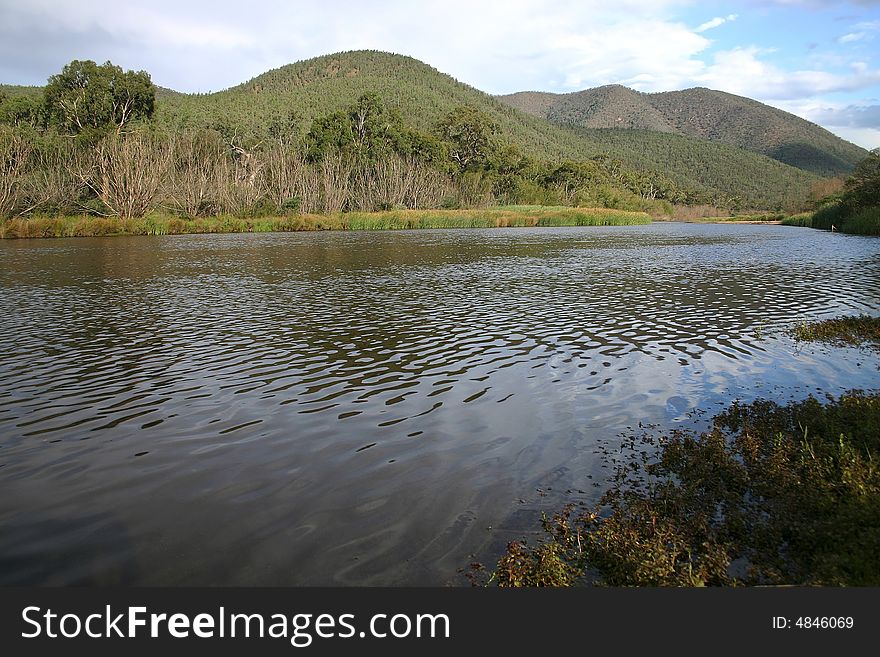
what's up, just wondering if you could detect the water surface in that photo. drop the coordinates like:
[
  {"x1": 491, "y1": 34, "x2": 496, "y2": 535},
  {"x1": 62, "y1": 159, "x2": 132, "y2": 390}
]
[{"x1": 1, "y1": 223, "x2": 878, "y2": 585}]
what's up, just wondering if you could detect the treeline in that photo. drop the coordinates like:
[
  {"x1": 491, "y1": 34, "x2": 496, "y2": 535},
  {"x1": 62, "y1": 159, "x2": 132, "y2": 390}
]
[
  {"x1": 0, "y1": 60, "x2": 700, "y2": 220},
  {"x1": 782, "y1": 152, "x2": 880, "y2": 235}
]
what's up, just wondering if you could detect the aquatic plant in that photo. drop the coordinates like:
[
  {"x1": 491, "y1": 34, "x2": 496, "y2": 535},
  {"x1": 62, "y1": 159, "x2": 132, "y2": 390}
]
[
  {"x1": 792, "y1": 315, "x2": 880, "y2": 348},
  {"x1": 479, "y1": 390, "x2": 880, "y2": 587}
]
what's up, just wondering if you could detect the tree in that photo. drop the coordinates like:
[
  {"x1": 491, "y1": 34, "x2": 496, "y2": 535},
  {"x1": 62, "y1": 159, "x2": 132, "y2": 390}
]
[
  {"x1": 73, "y1": 129, "x2": 171, "y2": 217},
  {"x1": 44, "y1": 60, "x2": 155, "y2": 136},
  {"x1": 0, "y1": 126, "x2": 33, "y2": 217},
  {"x1": 305, "y1": 93, "x2": 411, "y2": 163},
  {"x1": 435, "y1": 106, "x2": 498, "y2": 173},
  {"x1": 0, "y1": 94, "x2": 43, "y2": 128},
  {"x1": 843, "y1": 153, "x2": 880, "y2": 210}
]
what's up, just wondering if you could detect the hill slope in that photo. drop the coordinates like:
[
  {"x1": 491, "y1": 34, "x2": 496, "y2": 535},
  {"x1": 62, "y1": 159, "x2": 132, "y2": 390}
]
[
  {"x1": 154, "y1": 51, "x2": 818, "y2": 208},
  {"x1": 499, "y1": 85, "x2": 867, "y2": 177},
  {"x1": 157, "y1": 51, "x2": 589, "y2": 162},
  {"x1": 3, "y1": 51, "x2": 824, "y2": 209}
]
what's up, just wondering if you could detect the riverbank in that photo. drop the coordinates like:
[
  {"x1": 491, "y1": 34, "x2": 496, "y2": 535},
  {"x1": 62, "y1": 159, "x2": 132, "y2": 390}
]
[
  {"x1": 0, "y1": 206, "x2": 650, "y2": 239},
  {"x1": 781, "y1": 207, "x2": 880, "y2": 236}
]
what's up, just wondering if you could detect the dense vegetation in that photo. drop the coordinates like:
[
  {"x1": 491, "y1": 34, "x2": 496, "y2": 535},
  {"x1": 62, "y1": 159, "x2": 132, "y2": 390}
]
[
  {"x1": 567, "y1": 128, "x2": 817, "y2": 211},
  {"x1": 781, "y1": 152, "x2": 880, "y2": 235},
  {"x1": 0, "y1": 206, "x2": 649, "y2": 238},
  {"x1": 792, "y1": 315, "x2": 880, "y2": 348},
  {"x1": 475, "y1": 389, "x2": 880, "y2": 586},
  {"x1": 0, "y1": 51, "x2": 837, "y2": 223},
  {"x1": 500, "y1": 85, "x2": 868, "y2": 176}
]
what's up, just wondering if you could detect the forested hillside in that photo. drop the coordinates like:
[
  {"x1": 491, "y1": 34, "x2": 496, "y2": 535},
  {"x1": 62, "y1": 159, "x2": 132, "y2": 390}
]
[
  {"x1": 570, "y1": 128, "x2": 820, "y2": 210},
  {"x1": 153, "y1": 51, "x2": 819, "y2": 208},
  {"x1": 0, "y1": 51, "x2": 837, "y2": 217},
  {"x1": 500, "y1": 85, "x2": 867, "y2": 176}
]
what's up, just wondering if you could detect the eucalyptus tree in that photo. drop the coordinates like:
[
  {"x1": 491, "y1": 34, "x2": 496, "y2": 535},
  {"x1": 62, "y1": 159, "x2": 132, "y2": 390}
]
[{"x1": 43, "y1": 60, "x2": 155, "y2": 138}]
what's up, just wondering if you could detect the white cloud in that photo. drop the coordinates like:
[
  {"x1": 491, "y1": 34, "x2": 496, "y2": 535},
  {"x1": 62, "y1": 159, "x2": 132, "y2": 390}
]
[
  {"x1": 839, "y1": 32, "x2": 866, "y2": 43},
  {"x1": 549, "y1": 20, "x2": 710, "y2": 91},
  {"x1": 830, "y1": 126, "x2": 880, "y2": 149},
  {"x1": 695, "y1": 46, "x2": 880, "y2": 101},
  {"x1": 772, "y1": 98, "x2": 880, "y2": 148},
  {"x1": 1, "y1": 0, "x2": 879, "y2": 148},
  {"x1": 0, "y1": 0, "x2": 704, "y2": 92},
  {"x1": 696, "y1": 14, "x2": 738, "y2": 33}
]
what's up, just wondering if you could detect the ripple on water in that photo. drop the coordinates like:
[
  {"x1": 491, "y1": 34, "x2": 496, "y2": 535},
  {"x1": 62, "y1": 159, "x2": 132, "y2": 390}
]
[{"x1": 0, "y1": 224, "x2": 878, "y2": 585}]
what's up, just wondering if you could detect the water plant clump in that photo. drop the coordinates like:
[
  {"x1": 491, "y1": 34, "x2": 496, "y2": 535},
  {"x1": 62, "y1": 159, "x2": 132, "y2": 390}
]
[
  {"x1": 792, "y1": 315, "x2": 880, "y2": 349},
  {"x1": 479, "y1": 390, "x2": 880, "y2": 587}
]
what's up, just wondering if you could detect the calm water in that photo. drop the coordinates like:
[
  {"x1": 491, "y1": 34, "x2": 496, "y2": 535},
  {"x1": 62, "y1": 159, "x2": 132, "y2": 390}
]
[{"x1": 1, "y1": 223, "x2": 878, "y2": 585}]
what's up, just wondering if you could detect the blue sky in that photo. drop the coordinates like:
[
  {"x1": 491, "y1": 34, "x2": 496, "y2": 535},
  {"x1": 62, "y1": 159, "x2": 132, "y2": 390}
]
[{"x1": 1, "y1": 0, "x2": 879, "y2": 148}]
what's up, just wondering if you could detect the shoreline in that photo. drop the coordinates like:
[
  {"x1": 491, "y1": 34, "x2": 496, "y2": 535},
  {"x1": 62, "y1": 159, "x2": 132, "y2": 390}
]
[{"x1": 0, "y1": 207, "x2": 651, "y2": 239}]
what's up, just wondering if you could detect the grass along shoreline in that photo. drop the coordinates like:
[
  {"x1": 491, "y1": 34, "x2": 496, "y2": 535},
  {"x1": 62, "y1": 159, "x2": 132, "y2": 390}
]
[
  {"x1": 0, "y1": 206, "x2": 650, "y2": 239},
  {"x1": 792, "y1": 315, "x2": 880, "y2": 349}
]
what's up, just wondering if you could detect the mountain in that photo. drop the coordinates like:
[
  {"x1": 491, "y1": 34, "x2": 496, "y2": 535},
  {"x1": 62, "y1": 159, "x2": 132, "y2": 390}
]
[
  {"x1": 154, "y1": 51, "x2": 819, "y2": 208},
  {"x1": 498, "y1": 85, "x2": 867, "y2": 177},
  {"x1": 2, "y1": 51, "x2": 830, "y2": 209},
  {"x1": 157, "y1": 51, "x2": 593, "y2": 162}
]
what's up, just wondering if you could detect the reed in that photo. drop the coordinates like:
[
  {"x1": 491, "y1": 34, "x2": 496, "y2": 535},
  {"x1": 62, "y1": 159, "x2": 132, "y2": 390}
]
[
  {"x1": 1, "y1": 206, "x2": 650, "y2": 238},
  {"x1": 781, "y1": 205, "x2": 880, "y2": 235}
]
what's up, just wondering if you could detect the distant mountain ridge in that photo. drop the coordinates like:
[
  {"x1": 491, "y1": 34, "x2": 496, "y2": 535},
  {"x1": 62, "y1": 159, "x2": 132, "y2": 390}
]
[{"x1": 498, "y1": 85, "x2": 867, "y2": 177}]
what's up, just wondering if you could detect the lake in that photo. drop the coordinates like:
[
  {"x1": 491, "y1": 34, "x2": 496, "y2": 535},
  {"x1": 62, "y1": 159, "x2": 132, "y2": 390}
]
[{"x1": 1, "y1": 223, "x2": 878, "y2": 585}]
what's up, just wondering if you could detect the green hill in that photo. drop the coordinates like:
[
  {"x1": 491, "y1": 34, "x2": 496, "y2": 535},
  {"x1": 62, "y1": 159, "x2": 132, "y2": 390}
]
[
  {"x1": 153, "y1": 51, "x2": 819, "y2": 208},
  {"x1": 499, "y1": 85, "x2": 868, "y2": 177},
  {"x1": 568, "y1": 128, "x2": 820, "y2": 209},
  {"x1": 156, "y1": 51, "x2": 594, "y2": 162},
  {"x1": 2, "y1": 51, "x2": 826, "y2": 209}
]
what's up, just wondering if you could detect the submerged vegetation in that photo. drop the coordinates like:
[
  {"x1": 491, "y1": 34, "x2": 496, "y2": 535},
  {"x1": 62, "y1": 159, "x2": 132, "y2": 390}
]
[
  {"x1": 792, "y1": 315, "x2": 880, "y2": 349},
  {"x1": 0, "y1": 206, "x2": 649, "y2": 238},
  {"x1": 477, "y1": 390, "x2": 880, "y2": 587}
]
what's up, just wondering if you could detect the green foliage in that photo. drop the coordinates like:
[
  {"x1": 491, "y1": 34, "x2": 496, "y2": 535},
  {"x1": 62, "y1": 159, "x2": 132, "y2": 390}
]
[
  {"x1": 43, "y1": 60, "x2": 155, "y2": 137},
  {"x1": 1, "y1": 51, "x2": 847, "y2": 218},
  {"x1": 792, "y1": 315, "x2": 880, "y2": 347},
  {"x1": 483, "y1": 390, "x2": 880, "y2": 587},
  {"x1": 843, "y1": 153, "x2": 880, "y2": 211},
  {"x1": 568, "y1": 128, "x2": 818, "y2": 211},
  {"x1": 842, "y1": 207, "x2": 880, "y2": 235},
  {"x1": 149, "y1": 50, "x2": 817, "y2": 210},
  {"x1": 0, "y1": 93, "x2": 44, "y2": 128},
  {"x1": 435, "y1": 105, "x2": 499, "y2": 172},
  {"x1": 782, "y1": 153, "x2": 880, "y2": 235}
]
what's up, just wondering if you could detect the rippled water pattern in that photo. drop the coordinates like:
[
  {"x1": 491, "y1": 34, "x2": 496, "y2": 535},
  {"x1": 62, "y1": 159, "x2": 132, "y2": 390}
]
[{"x1": 1, "y1": 224, "x2": 878, "y2": 584}]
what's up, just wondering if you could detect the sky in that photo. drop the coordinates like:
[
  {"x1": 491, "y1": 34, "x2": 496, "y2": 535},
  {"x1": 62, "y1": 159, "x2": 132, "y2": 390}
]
[{"x1": 1, "y1": 0, "x2": 879, "y2": 149}]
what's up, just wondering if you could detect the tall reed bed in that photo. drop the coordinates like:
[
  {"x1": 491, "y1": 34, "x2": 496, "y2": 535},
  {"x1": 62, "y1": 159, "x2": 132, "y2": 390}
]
[
  {"x1": 1, "y1": 206, "x2": 650, "y2": 238},
  {"x1": 782, "y1": 206, "x2": 879, "y2": 235}
]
